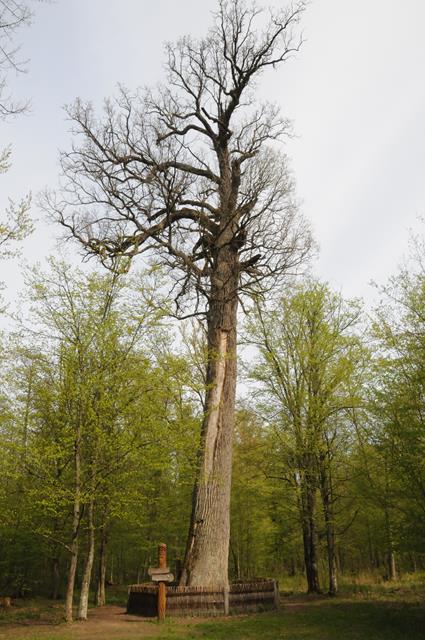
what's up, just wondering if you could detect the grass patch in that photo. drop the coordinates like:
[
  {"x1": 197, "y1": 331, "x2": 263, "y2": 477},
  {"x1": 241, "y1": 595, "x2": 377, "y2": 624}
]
[
  {"x1": 0, "y1": 598, "x2": 63, "y2": 627},
  {"x1": 2, "y1": 578, "x2": 425, "y2": 640},
  {"x1": 152, "y1": 599, "x2": 425, "y2": 640}
]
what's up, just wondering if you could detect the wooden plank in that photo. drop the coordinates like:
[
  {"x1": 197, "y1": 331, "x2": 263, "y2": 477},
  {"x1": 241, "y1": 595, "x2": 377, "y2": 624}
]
[
  {"x1": 148, "y1": 566, "x2": 170, "y2": 576},
  {"x1": 151, "y1": 573, "x2": 174, "y2": 583}
]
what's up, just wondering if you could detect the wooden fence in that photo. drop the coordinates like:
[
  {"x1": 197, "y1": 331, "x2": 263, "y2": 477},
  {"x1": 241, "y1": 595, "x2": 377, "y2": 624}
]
[{"x1": 127, "y1": 579, "x2": 279, "y2": 617}]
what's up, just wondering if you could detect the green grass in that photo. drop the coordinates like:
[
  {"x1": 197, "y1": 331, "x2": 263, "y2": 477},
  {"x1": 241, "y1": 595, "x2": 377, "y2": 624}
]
[
  {"x1": 2, "y1": 578, "x2": 425, "y2": 640},
  {"x1": 18, "y1": 598, "x2": 425, "y2": 640},
  {"x1": 0, "y1": 598, "x2": 62, "y2": 626},
  {"x1": 153, "y1": 598, "x2": 425, "y2": 640}
]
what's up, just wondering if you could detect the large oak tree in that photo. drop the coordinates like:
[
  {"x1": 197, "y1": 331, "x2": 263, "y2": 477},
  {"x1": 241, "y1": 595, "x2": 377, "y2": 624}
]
[{"x1": 46, "y1": 0, "x2": 312, "y2": 588}]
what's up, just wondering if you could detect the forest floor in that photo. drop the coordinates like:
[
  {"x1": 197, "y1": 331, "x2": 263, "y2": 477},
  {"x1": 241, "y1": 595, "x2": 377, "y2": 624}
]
[{"x1": 0, "y1": 578, "x2": 424, "y2": 640}]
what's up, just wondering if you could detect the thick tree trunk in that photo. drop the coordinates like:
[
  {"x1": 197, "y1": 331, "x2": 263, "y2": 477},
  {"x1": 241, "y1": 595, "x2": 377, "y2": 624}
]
[
  {"x1": 301, "y1": 476, "x2": 320, "y2": 594},
  {"x1": 95, "y1": 525, "x2": 107, "y2": 606},
  {"x1": 78, "y1": 499, "x2": 96, "y2": 620},
  {"x1": 180, "y1": 248, "x2": 239, "y2": 588}
]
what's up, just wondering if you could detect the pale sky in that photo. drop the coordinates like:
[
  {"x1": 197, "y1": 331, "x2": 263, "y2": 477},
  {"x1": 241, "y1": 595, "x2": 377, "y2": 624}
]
[{"x1": 2, "y1": 0, "x2": 425, "y2": 309}]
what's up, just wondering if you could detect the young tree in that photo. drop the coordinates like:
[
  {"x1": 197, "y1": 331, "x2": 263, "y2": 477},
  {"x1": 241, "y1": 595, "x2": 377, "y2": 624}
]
[
  {"x1": 230, "y1": 407, "x2": 276, "y2": 580},
  {"x1": 246, "y1": 281, "x2": 365, "y2": 594},
  {"x1": 18, "y1": 261, "x2": 165, "y2": 620},
  {"x1": 45, "y1": 0, "x2": 312, "y2": 588},
  {"x1": 367, "y1": 241, "x2": 425, "y2": 578}
]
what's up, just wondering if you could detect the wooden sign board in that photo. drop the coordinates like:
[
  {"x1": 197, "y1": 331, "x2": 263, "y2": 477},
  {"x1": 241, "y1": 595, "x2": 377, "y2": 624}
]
[
  {"x1": 151, "y1": 572, "x2": 174, "y2": 583},
  {"x1": 148, "y1": 566, "x2": 170, "y2": 576}
]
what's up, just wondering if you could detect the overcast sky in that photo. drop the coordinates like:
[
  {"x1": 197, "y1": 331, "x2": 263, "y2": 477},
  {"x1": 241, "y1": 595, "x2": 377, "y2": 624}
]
[{"x1": 2, "y1": 0, "x2": 425, "y2": 308}]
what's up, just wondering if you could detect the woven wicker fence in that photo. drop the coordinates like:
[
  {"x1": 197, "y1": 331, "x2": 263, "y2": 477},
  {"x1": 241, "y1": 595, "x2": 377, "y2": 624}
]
[{"x1": 127, "y1": 579, "x2": 279, "y2": 617}]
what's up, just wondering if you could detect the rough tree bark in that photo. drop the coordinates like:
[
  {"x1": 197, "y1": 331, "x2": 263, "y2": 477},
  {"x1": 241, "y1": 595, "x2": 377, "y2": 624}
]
[{"x1": 181, "y1": 244, "x2": 239, "y2": 587}]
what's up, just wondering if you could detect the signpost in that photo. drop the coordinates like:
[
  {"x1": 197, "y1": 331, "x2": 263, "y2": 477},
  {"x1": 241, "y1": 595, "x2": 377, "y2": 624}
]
[{"x1": 148, "y1": 543, "x2": 174, "y2": 621}]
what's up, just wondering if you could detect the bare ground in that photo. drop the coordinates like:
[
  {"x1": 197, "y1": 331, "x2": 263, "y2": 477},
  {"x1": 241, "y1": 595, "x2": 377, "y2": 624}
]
[{"x1": 0, "y1": 605, "x2": 177, "y2": 639}]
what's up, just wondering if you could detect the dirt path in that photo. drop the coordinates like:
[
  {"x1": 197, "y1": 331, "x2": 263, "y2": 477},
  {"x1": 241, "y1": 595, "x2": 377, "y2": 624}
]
[
  {"x1": 0, "y1": 595, "x2": 334, "y2": 639},
  {"x1": 0, "y1": 605, "x2": 182, "y2": 639}
]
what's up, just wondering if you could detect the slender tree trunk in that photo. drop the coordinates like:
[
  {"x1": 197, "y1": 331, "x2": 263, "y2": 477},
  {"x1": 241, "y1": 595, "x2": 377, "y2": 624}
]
[
  {"x1": 65, "y1": 531, "x2": 79, "y2": 623},
  {"x1": 120, "y1": 543, "x2": 126, "y2": 584},
  {"x1": 366, "y1": 517, "x2": 374, "y2": 570},
  {"x1": 388, "y1": 547, "x2": 397, "y2": 582},
  {"x1": 50, "y1": 521, "x2": 62, "y2": 600},
  {"x1": 230, "y1": 542, "x2": 241, "y2": 580},
  {"x1": 78, "y1": 498, "x2": 96, "y2": 620},
  {"x1": 323, "y1": 508, "x2": 337, "y2": 595},
  {"x1": 96, "y1": 525, "x2": 107, "y2": 606},
  {"x1": 109, "y1": 555, "x2": 114, "y2": 584},
  {"x1": 65, "y1": 436, "x2": 81, "y2": 623},
  {"x1": 21, "y1": 367, "x2": 33, "y2": 462},
  {"x1": 319, "y1": 464, "x2": 338, "y2": 595},
  {"x1": 289, "y1": 556, "x2": 296, "y2": 577},
  {"x1": 409, "y1": 552, "x2": 417, "y2": 573},
  {"x1": 301, "y1": 475, "x2": 320, "y2": 594},
  {"x1": 384, "y1": 503, "x2": 397, "y2": 581},
  {"x1": 335, "y1": 547, "x2": 342, "y2": 575},
  {"x1": 51, "y1": 555, "x2": 61, "y2": 600},
  {"x1": 180, "y1": 246, "x2": 239, "y2": 588}
]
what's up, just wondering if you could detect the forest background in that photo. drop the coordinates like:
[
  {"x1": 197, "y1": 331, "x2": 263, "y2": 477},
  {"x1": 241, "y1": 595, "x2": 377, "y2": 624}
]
[{"x1": 1, "y1": 0, "x2": 425, "y2": 625}]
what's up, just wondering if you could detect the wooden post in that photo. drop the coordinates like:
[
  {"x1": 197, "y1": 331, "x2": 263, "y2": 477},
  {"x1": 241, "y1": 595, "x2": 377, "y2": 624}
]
[
  {"x1": 223, "y1": 587, "x2": 229, "y2": 615},
  {"x1": 273, "y1": 580, "x2": 280, "y2": 610},
  {"x1": 147, "y1": 543, "x2": 173, "y2": 620},
  {"x1": 158, "y1": 543, "x2": 167, "y2": 621}
]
